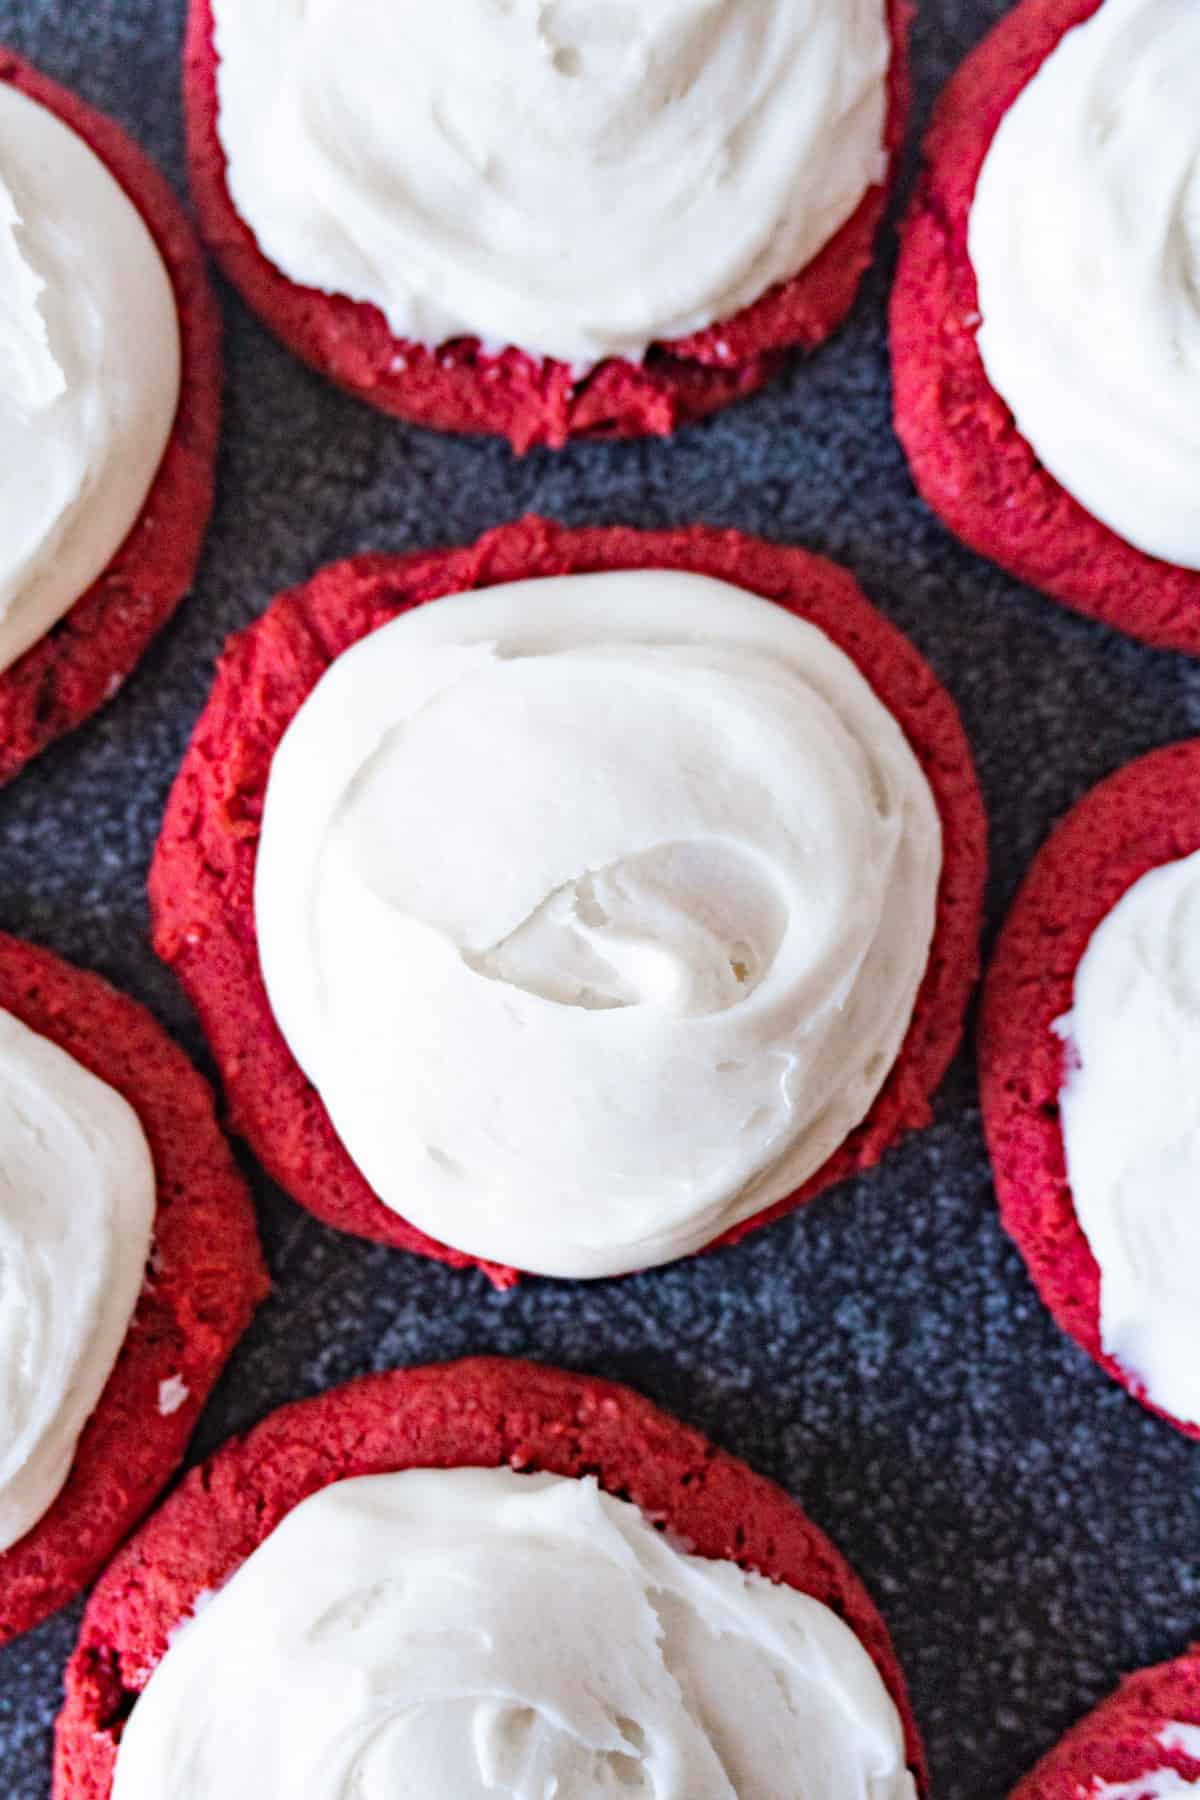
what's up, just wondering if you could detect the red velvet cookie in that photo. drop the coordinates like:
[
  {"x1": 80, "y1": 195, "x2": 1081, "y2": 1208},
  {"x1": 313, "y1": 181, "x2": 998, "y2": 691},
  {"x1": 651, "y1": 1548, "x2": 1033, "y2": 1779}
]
[
  {"x1": 979, "y1": 739, "x2": 1200, "y2": 1441},
  {"x1": 889, "y1": 0, "x2": 1200, "y2": 655},
  {"x1": 0, "y1": 51, "x2": 222, "y2": 785},
  {"x1": 148, "y1": 515, "x2": 987, "y2": 1285},
  {"x1": 0, "y1": 934, "x2": 267, "y2": 1644},
  {"x1": 53, "y1": 1355, "x2": 927, "y2": 1796},
  {"x1": 1009, "y1": 1648, "x2": 1200, "y2": 1798},
  {"x1": 183, "y1": 0, "x2": 911, "y2": 452}
]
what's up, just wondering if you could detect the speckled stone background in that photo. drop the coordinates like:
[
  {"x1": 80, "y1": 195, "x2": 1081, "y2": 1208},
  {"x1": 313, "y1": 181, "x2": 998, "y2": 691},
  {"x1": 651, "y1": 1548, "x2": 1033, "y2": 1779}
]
[{"x1": 1, "y1": 2, "x2": 1198, "y2": 1793}]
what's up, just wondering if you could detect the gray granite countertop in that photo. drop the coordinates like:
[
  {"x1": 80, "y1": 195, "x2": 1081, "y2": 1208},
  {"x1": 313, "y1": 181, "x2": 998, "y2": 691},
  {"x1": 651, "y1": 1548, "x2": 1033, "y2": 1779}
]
[{"x1": 0, "y1": 2, "x2": 1197, "y2": 1794}]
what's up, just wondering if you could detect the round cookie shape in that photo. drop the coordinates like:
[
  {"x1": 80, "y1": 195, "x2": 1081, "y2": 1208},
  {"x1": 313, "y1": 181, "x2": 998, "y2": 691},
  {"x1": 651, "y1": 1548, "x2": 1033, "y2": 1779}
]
[
  {"x1": 0, "y1": 50, "x2": 222, "y2": 784},
  {"x1": 182, "y1": 0, "x2": 911, "y2": 452},
  {"x1": 52, "y1": 1357, "x2": 928, "y2": 1796},
  {"x1": 889, "y1": 0, "x2": 1200, "y2": 655},
  {"x1": 1008, "y1": 1648, "x2": 1200, "y2": 1797},
  {"x1": 979, "y1": 739, "x2": 1200, "y2": 1440},
  {"x1": 0, "y1": 934, "x2": 268, "y2": 1644},
  {"x1": 148, "y1": 516, "x2": 987, "y2": 1285}
]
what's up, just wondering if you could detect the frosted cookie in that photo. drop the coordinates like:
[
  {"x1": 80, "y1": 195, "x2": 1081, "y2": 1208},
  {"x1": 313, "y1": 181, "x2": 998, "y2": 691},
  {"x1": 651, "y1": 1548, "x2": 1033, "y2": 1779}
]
[
  {"x1": 0, "y1": 933, "x2": 266, "y2": 1643},
  {"x1": 150, "y1": 516, "x2": 985, "y2": 1282},
  {"x1": 980, "y1": 740, "x2": 1200, "y2": 1439},
  {"x1": 0, "y1": 51, "x2": 221, "y2": 780},
  {"x1": 54, "y1": 1357, "x2": 926, "y2": 1797},
  {"x1": 891, "y1": 0, "x2": 1200, "y2": 653},
  {"x1": 184, "y1": 0, "x2": 910, "y2": 449}
]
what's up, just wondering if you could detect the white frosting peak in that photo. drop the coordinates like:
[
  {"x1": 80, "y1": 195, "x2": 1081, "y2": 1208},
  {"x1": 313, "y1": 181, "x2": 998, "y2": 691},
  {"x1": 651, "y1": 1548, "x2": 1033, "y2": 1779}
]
[
  {"x1": 111, "y1": 1467, "x2": 917, "y2": 1799},
  {"x1": 254, "y1": 570, "x2": 941, "y2": 1278},
  {"x1": 0, "y1": 1008, "x2": 154, "y2": 1552},
  {"x1": 0, "y1": 82, "x2": 181, "y2": 675},
  {"x1": 1058, "y1": 849, "x2": 1200, "y2": 1427},
  {"x1": 211, "y1": 0, "x2": 891, "y2": 368},
  {"x1": 969, "y1": 0, "x2": 1200, "y2": 571}
]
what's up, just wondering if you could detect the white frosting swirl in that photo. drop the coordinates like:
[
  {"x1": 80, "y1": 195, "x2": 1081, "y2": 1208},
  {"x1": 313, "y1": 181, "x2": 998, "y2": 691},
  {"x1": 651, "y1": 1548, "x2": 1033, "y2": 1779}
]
[
  {"x1": 0, "y1": 82, "x2": 181, "y2": 676},
  {"x1": 255, "y1": 570, "x2": 941, "y2": 1278},
  {"x1": 1095, "y1": 1724, "x2": 1200, "y2": 1798},
  {"x1": 111, "y1": 1467, "x2": 917, "y2": 1799},
  {"x1": 1058, "y1": 850, "x2": 1200, "y2": 1427},
  {"x1": 211, "y1": 0, "x2": 891, "y2": 369},
  {"x1": 0, "y1": 1007, "x2": 154, "y2": 1552},
  {"x1": 968, "y1": 0, "x2": 1200, "y2": 570}
]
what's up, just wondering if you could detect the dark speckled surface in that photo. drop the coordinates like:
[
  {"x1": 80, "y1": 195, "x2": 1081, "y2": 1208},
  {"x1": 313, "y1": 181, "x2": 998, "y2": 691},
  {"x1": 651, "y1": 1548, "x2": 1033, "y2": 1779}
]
[{"x1": 0, "y1": 3, "x2": 1198, "y2": 1794}]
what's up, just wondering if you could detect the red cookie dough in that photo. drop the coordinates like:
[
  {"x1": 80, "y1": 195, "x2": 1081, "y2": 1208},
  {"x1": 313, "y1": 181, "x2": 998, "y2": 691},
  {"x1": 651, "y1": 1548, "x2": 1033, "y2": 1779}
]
[
  {"x1": 0, "y1": 51, "x2": 222, "y2": 786},
  {"x1": 889, "y1": 0, "x2": 1200, "y2": 655},
  {"x1": 53, "y1": 1356, "x2": 928, "y2": 1796},
  {"x1": 979, "y1": 739, "x2": 1200, "y2": 1441},
  {"x1": 0, "y1": 934, "x2": 267, "y2": 1645},
  {"x1": 183, "y1": 0, "x2": 911, "y2": 451},
  {"x1": 149, "y1": 514, "x2": 987, "y2": 1287},
  {"x1": 1009, "y1": 1647, "x2": 1200, "y2": 1797}
]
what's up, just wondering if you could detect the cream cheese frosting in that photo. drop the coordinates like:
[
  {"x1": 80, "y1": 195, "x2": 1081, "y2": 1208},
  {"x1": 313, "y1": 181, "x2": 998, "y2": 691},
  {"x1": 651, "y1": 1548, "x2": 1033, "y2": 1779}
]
[
  {"x1": 1057, "y1": 850, "x2": 1200, "y2": 1427},
  {"x1": 211, "y1": 0, "x2": 891, "y2": 369},
  {"x1": 968, "y1": 0, "x2": 1200, "y2": 571},
  {"x1": 254, "y1": 570, "x2": 942, "y2": 1278},
  {"x1": 1095, "y1": 1724, "x2": 1200, "y2": 1798},
  {"x1": 111, "y1": 1466, "x2": 917, "y2": 1799},
  {"x1": 0, "y1": 1007, "x2": 154, "y2": 1552},
  {"x1": 0, "y1": 82, "x2": 181, "y2": 677}
]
